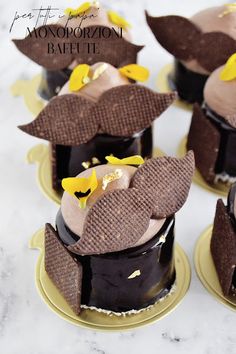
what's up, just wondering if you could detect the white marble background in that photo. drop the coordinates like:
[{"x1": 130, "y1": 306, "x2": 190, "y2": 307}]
[{"x1": 0, "y1": 0, "x2": 235, "y2": 353}]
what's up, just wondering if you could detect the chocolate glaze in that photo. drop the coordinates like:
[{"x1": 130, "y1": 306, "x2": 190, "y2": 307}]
[
  {"x1": 168, "y1": 60, "x2": 208, "y2": 104},
  {"x1": 203, "y1": 104, "x2": 236, "y2": 177},
  {"x1": 227, "y1": 183, "x2": 236, "y2": 224},
  {"x1": 52, "y1": 128, "x2": 153, "y2": 190},
  {"x1": 226, "y1": 184, "x2": 236, "y2": 293},
  {"x1": 56, "y1": 209, "x2": 176, "y2": 312},
  {"x1": 38, "y1": 68, "x2": 72, "y2": 100}
]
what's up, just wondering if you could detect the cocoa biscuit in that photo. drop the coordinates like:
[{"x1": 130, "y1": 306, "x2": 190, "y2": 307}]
[
  {"x1": 68, "y1": 152, "x2": 194, "y2": 255},
  {"x1": 13, "y1": 25, "x2": 143, "y2": 70},
  {"x1": 45, "y1": 223, "x2": 82, "y2": 314},
  {"x1": 210, "y1": 199, "x2": 236, "y2": 296},
  {"x1": 145, "y1": 12, "x2": 236, "y2": 72},
  {"x1": 19, "y1": 86, "x2": 176, "y2": 145},
  {"x1": 131, "y1": 151, "x2": 195, "y2": 218}
]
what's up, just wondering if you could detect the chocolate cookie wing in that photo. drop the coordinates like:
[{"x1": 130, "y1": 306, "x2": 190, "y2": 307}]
[
  {"x1": 68, "y1": 189, "x2": 152, "y2": 255},
  {"x1": 95, "y1": 85, "x2": 176, "y2": 136},
  {"x1": 131, "y1": 151, "x2": 195, "y2": 218},
  {"x1": 13, "y1": 24, "x2": 73, "y2": 70},
  {"x1": 197, "y1": 32, "x2": 236, "y2": 72},
  {"x1": 145, "y1": 12, "x2": 200, "y2": 61},
  {"x1": 211, "y1": 199, "x2": 236, "y2": 296},
  {"x1": 18, "y1": 94, "x2": 97, "y2": 145},
  {"x1": 45, "y1": 223, "x2": 82, "y2": 315}
]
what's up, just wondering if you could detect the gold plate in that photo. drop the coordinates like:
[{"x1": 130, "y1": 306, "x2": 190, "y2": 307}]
[
  {"x1": 194, "y1": 225, "x2": 236, "y2": 311},
  {"x1": 10, "y1": 74, "x2": 46, "y2": 116},
  {"x1": 29, "y1": 228, "x2": 191, "y2": 331},
  {"x1": 156, "y1": 63, "x2": 192, "y2": 112},
  {"x1": 27, "y1": 144, "x2": 165, "y2": 205},
  {"x1": 178, "y1": 136, "x2": 228, "y2": 197}
]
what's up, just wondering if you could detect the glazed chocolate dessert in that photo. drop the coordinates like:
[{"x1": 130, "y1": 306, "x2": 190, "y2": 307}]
[
  {"x1": 211, "y1": 183, "x2": 236, "y2": 296},
  {"x1": 146, "y1": 5, "x2": 236, "y2": 103},
  {"x1": 13, "y1": 3, "x2": 143, "y2": 100},
  {"x1": 187, "y1": 56, "x2": 236, "y2": 185},
  {"x1": 19, "y1": 63, "x2": 176, "y2": 191},
  {"x1": 44, "y1": 152, "x2": 195, "y2": 315}
]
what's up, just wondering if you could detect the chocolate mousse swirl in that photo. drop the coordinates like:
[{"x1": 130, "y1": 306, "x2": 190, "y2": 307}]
[
  {"x1": 18, "y1": 85, "x2": 176, "y2": 145},
  {"x1": 145, "y1": 12, "x2": 236, "y2": 72},
  {"x1": 13, "y1": 24, "x2": 143, "y2": 70},
  {"x1": 69, "y1": 152, "x2": 195, "y2": 255}
]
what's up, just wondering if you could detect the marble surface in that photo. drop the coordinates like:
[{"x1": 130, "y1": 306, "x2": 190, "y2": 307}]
[{"x1": 0, "y1": 0, "x2": 236, "y2": 353}]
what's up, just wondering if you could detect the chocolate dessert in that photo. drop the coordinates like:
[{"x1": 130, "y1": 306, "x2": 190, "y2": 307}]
[
  {"x1": 146, "y1": 5, "x2": 236, "y2": 104},
  {"x1": 187, "y1": 54, "x2": 236, "y2": 186},
  {"x1": 18, "y1": 63, "x2": 176, "y2": 191},
  {"x1": 13, "y1": 3, "x2": 143, "y2": 100},
  {"x1": 211, "y1": 183, "x2": 236, "y2": 296},
  {"x1": 45, "y1": 152, "x2": 195, "y2": 314}
]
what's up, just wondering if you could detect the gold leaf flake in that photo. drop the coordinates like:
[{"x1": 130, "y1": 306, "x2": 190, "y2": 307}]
[
  {"x1": 102, "y1": 169, "x2": 123, "y2": 190},
  {"x1": 128, "y1": 270, "x2": 141, "y2": 279},
  {"x1": 82, "y1": 161, "x2": 91, "y2": 169}
]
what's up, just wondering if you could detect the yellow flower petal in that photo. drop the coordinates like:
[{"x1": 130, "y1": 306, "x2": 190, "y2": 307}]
[
  {"x1": 119, "y1": 64, "x2": 149, "y2": 82},
  {"x1": 107, "y1": 10, "x2": 131, "y2": 30},
  {"x1": 62, "y1": 169, "x2": 98, "y2": 208},
  {"x1": 220, "y1": 53, "x2": 236, "y2": 81},
  {"x1": 65, "y1": 2, "x2": 92, "y2": 16},
  {"x1": 105, "y1": 155, "x2": 144, "y2": 165},
  {"x1": 69, "y1": 64, "x2": 91, "y2": 92}
]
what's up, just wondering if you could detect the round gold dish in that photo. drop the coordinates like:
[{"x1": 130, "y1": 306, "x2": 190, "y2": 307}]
[
  {"x1": 27, "y1": 144, "x2": 165, "y2": 205},
  {"x1": 156, "y1": 63, "x2": 192, "y2": 112},
  {"x1": 29, "y1": 228, "x2": 191, "y2": 331},
  {"x1": 194, "y1": 225, "x2": 236, "y2": 311},
  {"x1": 10, "y1": 74, "x2": 45, "y2": 116},
  {"x1": 178, "y1": 137, "x2": 228, "y2": 197}
]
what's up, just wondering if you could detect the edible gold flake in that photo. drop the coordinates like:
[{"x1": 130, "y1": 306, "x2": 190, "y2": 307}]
[
  {"x1": 128, "y1": 270, "x2": 141, "y2": 279},
  {"x1": 82, "y1": 161, "x2": 91, "y2": 169},
  {"x1": 82, "y1": 76, "x2": 91, "y2": 84},
  {"x1": 92, "y1": 157, "x2": 101, "y2": 165},
  {"x1": 92, "y1": 63, "x2": 108, "y2": 80},
  {"x1": 102, "y1": 169, "x2": 123, "y2": 190},
  {"x1": 159, "y1": 235, "x2": 166, "y2": 244}
]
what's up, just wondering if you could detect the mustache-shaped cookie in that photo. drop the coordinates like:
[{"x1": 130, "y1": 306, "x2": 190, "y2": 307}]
[
  {"x1": 18, "y1": 85, "x2": 176, "y2": 145},
  {"x1": 145, "y1": 11, "x2": 236, "y2": 72},
  {"x1": 69, "y1": 151, "x2": 195, "y2": 255},
  {"x1": 13, "y1": 24, "x2": 143, "y2": 70}
]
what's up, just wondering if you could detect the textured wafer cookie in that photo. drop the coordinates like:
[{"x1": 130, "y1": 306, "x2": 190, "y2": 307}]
[
  {"x1": 145, "y1": 13, "x2": 200, "y2": 61},
  {"x1": 145, "y1": 12, "x2": 236, "y2": 72},
  {"x1": 44, "y1": 223, "x2": 82, "y2": 314},
  {"x1": 50, "y1": 144, "x2": 59, "y2": 190},
  {"x1": 19, "y1": 94, "x2": 96, "y2": 146},
  {"x1": 187, "y1": 104, "x2": 220, "y2": 183},
  {"x1": 131, "y1": 151, "x2": 195, "y2": 218},
  {"x1": 19, "y1": 86, "x2": 176, "y2": 145},
  {"x1": 68, "y1": 188, "x2": 152, "y2": 255},
  {"x1": 68, "y1": 152, "x2": 194, "y2": 255},
  {"x1": 210, "y1": 199, "x2": 236, "y2": 296},
  {"x1": 13, "y1": 25, "x2": 143, "y2": 70}
]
